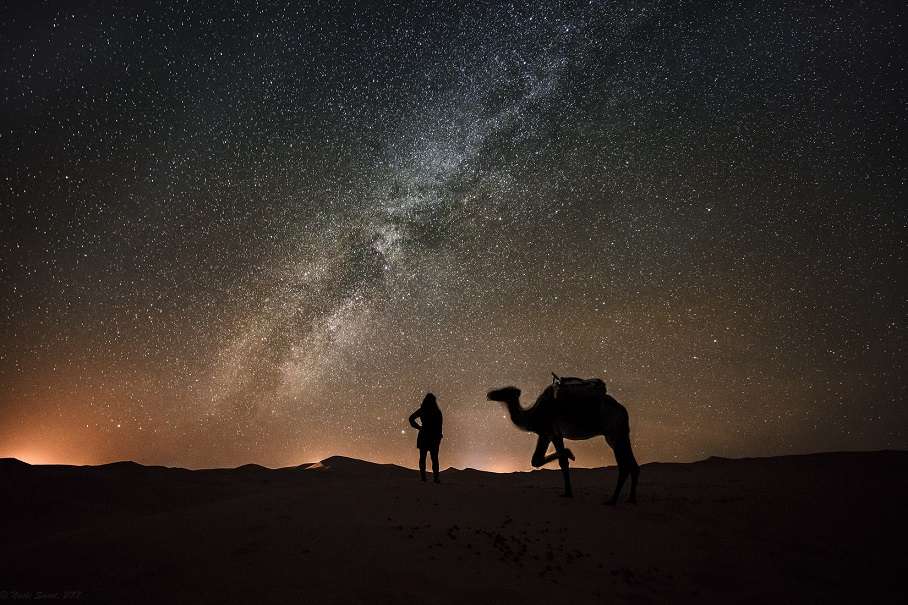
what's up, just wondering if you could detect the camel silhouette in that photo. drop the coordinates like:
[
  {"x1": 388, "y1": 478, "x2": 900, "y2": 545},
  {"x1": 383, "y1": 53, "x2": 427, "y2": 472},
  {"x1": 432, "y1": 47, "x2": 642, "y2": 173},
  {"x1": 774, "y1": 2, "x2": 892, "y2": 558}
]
[{"x1": 487, "y1": 374, "x2": 639, "y2": 504}]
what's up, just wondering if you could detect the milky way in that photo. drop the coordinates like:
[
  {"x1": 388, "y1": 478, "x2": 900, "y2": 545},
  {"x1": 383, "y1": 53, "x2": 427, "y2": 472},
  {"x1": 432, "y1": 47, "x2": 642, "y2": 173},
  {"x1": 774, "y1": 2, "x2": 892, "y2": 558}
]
[{"x1": 1, "y1": 1, "x2": 905, "y2": 469}]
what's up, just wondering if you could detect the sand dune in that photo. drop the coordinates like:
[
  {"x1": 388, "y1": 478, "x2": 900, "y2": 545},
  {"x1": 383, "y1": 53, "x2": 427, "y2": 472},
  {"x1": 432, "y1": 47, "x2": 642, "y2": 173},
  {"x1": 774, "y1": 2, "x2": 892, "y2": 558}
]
[{"x1": 1, "y1": 451, "x2": 905, "y2": 604}]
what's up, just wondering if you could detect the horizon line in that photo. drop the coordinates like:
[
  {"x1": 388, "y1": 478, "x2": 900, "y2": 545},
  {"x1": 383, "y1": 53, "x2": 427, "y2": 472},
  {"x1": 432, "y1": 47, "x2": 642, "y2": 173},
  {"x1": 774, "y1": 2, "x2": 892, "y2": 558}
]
[{"x1": 3, "y1": 447, "x2": 904, "y2": 474}]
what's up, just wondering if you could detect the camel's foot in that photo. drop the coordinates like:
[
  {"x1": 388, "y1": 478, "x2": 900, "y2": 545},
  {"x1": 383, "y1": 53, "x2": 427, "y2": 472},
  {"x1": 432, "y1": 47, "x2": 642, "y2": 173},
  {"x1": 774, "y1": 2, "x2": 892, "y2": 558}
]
[
  {"x1": 560, "y1": 492, "x2": 573, "y2": 498},
  {"x1": 433, "y1": 477, "x2": 441, "y2": 484}
]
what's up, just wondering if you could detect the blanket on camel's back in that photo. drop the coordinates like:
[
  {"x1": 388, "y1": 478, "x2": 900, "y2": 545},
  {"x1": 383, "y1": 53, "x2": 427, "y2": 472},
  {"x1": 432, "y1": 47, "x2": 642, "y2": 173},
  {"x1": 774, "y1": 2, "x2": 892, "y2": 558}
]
[{"x1": 551, "y1": 374, "x2": 607, "y2": 402}]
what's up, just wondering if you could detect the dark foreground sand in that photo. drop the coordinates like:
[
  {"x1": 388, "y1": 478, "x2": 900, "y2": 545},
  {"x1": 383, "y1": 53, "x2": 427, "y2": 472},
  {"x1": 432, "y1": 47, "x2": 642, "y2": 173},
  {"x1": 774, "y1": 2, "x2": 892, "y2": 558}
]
[{"x1": 2, "y1": 451, "x2": 905, "y2": 604}]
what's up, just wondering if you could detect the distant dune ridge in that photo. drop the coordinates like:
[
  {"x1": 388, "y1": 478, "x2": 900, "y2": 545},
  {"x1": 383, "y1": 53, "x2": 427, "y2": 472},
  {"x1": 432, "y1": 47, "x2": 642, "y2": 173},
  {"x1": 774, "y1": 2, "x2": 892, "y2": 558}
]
[{"x1": 1, "y1": 451, "x2": 905, "y2": 604}]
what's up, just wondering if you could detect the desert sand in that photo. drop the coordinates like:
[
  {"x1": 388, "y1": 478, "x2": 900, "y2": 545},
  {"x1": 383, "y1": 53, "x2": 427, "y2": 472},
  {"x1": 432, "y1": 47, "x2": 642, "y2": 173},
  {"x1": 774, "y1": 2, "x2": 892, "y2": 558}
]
[{"x1": 1, "y1": 451, "x2": 905, "y2": 604}]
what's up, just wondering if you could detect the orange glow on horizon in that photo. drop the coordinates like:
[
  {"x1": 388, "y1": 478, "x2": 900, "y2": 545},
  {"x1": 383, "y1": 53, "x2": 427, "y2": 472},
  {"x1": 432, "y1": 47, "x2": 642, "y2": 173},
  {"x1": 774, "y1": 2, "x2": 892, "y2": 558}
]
[{"x1": 0, "y1": 446, "x2": 94, "y2": 466}]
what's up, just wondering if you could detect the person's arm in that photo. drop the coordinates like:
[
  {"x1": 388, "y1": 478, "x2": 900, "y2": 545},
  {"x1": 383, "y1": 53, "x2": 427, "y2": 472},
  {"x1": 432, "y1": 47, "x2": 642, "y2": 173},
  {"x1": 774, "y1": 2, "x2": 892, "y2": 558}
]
[{"x1": 408, "y1": 410, "x2": 422, "y2": 430}]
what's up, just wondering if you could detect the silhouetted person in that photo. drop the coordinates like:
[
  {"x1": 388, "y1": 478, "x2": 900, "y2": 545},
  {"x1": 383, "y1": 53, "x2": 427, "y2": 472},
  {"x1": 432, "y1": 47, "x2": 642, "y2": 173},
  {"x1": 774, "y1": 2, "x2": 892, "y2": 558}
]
[{"x1": 408, "y1": 393, "x2": 443, "y2": 483}]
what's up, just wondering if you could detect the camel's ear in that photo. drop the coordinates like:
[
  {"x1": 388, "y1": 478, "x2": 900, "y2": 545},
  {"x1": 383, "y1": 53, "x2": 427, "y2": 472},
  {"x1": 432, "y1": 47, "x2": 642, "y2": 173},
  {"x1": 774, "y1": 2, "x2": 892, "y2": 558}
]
[{"x1": 552, "y1": 372, "x2": 560, "y2": 383}]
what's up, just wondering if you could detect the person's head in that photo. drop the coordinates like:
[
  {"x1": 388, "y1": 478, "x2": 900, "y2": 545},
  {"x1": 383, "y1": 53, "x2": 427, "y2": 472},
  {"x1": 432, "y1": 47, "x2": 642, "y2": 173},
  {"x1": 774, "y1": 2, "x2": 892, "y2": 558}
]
[{"x1": 421, "y1": 392, "x2": 438, "y2": 411}]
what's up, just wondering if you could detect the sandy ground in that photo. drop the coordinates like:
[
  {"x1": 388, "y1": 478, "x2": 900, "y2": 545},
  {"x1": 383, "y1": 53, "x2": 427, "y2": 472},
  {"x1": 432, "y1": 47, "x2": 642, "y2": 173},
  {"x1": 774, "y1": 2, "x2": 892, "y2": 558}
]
[{"x1": 1, "y1": 451, "x2": 905, "y2": 604}]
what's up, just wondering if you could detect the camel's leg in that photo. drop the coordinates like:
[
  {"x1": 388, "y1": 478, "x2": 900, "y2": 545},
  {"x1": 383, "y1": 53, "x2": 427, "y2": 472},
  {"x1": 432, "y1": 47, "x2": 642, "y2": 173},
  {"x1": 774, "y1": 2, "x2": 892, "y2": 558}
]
[
  {"x1": 606, "y1": 436, "x2": 639, "y2": 505},
  {"x1": 534, "y1": 436, "x2": 574, "y2": 466},
  {"x1": 418, "y1": 448, "x2": 428, "y2": 482},
  {"x1": 541, "y1": 449, "x2": 574, "y2": 464},
  {"x1": 624, "y1": 441, "x2": 640, "y2": 504},
  {"x1": 551, "y1": 435, "x2": 573, "y2": 498},
  {"x1": 530, "y1": 434, "x2": 552, "y2": 468},
  {"x1": 606, "y1": 465, "x2": 628, "y2": 506}
]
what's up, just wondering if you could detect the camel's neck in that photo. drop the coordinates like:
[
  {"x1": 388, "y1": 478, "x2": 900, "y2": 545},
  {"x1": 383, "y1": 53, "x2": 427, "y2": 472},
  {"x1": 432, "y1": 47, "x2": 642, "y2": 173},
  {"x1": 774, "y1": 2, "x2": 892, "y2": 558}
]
[{"x1": 503, "y1": 397, "x2": 532, "y2": 431}]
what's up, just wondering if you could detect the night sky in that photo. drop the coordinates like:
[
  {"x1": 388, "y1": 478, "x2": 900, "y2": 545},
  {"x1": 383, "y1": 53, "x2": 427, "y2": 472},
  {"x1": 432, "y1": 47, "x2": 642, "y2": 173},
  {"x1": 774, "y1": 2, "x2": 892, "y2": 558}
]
[{"x1": 1, "y1": 1, "x2": 904, "y2": 470}]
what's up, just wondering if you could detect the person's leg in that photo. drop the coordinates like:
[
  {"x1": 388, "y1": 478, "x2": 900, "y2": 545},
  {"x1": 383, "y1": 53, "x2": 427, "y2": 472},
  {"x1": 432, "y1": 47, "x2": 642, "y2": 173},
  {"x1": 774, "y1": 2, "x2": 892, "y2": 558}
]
[
  {"x1": 430, "y1": 446, "x2": 440, "y2": 483},
  {"x1": 419, "y1": 448, "x2": 427, "y2": 481}
]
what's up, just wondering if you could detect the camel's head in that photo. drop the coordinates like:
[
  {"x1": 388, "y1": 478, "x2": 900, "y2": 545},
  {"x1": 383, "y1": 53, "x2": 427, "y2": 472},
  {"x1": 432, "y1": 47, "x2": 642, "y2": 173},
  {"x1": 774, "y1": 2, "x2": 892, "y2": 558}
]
[{"x1": 486, "y1": 386, "x2": 521, "y2": 403}]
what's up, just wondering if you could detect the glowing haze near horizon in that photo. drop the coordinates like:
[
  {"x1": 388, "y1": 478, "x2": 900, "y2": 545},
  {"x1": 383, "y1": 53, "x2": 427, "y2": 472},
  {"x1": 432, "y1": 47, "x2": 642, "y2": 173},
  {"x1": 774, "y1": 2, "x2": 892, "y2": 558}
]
[{"x1": 1, "y1": 1, "x2": 905, "y2": 470}]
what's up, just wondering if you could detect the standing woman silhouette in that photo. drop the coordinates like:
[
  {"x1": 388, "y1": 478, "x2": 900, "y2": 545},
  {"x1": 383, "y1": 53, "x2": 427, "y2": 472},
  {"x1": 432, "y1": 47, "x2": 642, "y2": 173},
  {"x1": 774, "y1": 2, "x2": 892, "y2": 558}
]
[{"x1": 408, "y1": 393, "x2": 443, "y2": 483}]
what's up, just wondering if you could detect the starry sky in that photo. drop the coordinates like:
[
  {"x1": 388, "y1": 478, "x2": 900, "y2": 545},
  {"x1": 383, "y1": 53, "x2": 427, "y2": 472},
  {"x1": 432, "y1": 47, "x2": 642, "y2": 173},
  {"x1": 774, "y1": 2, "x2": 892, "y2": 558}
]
[{"x1": 1, "y1": 1, "x2": 905, "y2": 470}]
